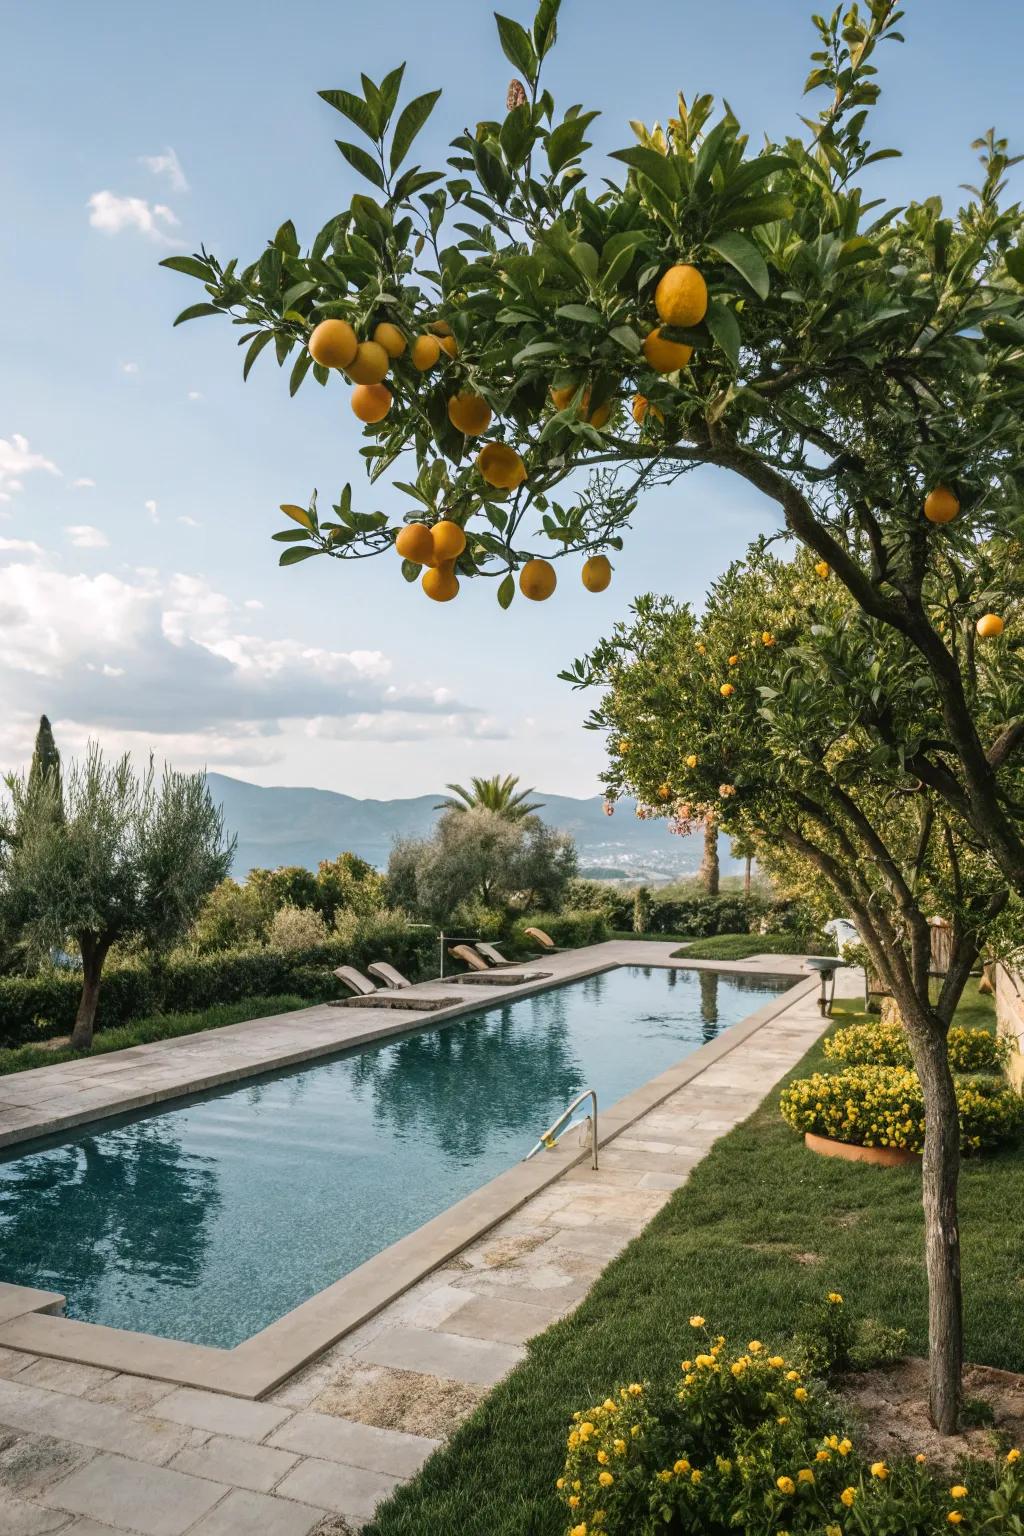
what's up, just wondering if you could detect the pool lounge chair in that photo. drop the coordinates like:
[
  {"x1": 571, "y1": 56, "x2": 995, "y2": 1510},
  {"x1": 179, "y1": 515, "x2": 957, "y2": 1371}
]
[
  {"x1": 333, "y1": 965, "x2": 377, "y2": 996},
  {"x1": 367, "y1": 960, "x2": 411, "y2": 989},
  {"x1": 331, "y1": 964, "x2": 455, "y2": 1013},
  {"x1": 474, "y1": 942, "x2": 518, "y2": 968},
  {"x1": 448, "y1": 943, "x2": 490, "y2": 972},
  {"x1": 444, "y1": 944, "x2": 551, "y2": 987},
  {"x1": 523, "y1": 926, "x2": 560, "y2": 952}
]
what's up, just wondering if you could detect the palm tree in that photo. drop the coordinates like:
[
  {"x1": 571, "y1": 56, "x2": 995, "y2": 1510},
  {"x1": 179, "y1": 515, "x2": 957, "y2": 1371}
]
[{"x1": 435, "y1": 774, "x2": 543, "y2": 821}]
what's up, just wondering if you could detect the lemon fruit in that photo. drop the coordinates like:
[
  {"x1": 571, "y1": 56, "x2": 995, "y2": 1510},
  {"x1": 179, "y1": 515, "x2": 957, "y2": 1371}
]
[
  {"x1": 346, "y1": 341, "x2": 389, "y2": 386},
  {"x1": 976, "y1": 613, "x2": 1004, "y2": 639},
  {"x1": 720, "y1": 683, "x2": 735, "y2": 697},
  {"x1": 308, "y1": 319, "x2": 358, "y2": 370},
  {"x1": 643, "y1": 327, "x2": 693, "y2": 374},
  {"x1": 655, "y1": 264, "x2": 708, "y2": 328},
  {"x1": 373, "y1": 322, "x2": 406, "y2": 359},
  {"x1": 448, "y1": 394, "x2": 493, "y2": 435},
  {"x1": 351, "y1": 383, "x2": 392, "y2": 423},
  {"x1": 478, "y1": 443, "x2": 526, "y2": 489},
  {"x1": 582, "y1": 555, "x2": 612, "y2": 592}
]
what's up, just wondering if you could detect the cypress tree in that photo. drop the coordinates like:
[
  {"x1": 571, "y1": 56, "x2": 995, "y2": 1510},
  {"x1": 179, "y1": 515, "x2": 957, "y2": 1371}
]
[{"x1": 28, "y1": 715, "x2": 63, "y2": 816}]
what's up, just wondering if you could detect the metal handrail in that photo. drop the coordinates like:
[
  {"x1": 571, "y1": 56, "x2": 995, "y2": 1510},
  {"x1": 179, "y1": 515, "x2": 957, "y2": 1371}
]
[{"x1": 525, "y1": 1088, "x2": 598, "y2": 1171}]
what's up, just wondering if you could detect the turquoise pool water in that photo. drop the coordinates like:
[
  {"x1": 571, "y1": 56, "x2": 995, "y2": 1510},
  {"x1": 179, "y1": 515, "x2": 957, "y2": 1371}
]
[{"x1": 0, "y1": 966, "x2": 790, "y2": 1347}]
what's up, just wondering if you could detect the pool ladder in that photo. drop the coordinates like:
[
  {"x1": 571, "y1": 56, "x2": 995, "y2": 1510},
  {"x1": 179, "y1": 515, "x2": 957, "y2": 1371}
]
[{"x1": 525, "y1": 1088, "x2": 598, "y2": 1171}]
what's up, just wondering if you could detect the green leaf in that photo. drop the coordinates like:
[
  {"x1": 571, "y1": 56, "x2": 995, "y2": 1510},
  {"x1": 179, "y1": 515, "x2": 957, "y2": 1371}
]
[
  {"x1": 279, "y1": 546, "x2": 321, "y2": 566},
  {"x1": 609, "y1": 325, "x2": 641, "y2": 354},
  {"x1": 608, "y1": 146, "x2": 679, "y2": 202},
  {"x1": 378, "y1": 64, "x2": 406, "y2": 124},
  {"x1": 706, "y1": 231, "x2": 770, "y2": 300},
  {"x1": 494, "y1": 13, "x2": 537, "y2": 82},
  {"x1": 173, "y1": 302, "x2": 222, "y2": 326},
  {"x1": 401, "y1": 558, "x2": 421, "y2": 583},
  {"x1": 336, "y1": 140, "x2": 386, "y2": 189},
  {"x1": 318, "y1": 89, "x2": 377, "y2": 138},
  {"x1": 570, "y1": 241, "x2": 599, "y2": 281},
  {"x1": 533, "y1": 0, "x2": 559, "y2": 58},
  {"x1": 499, "y1": 103, "x2": 534, "y2": 169},
  {"x1": 280, "y1": 502, "x2": 315, "y2": 530},
  {"x1": 705, "y1": 299, "x2": 741, "y2": 369},
  {"x1": 555, "y1": 303, "x2": 602, "y2": 324},
  {"x1": 159, "y1": 255, "x2": 213, "y2": 280},
  {"x1": 289, "y1": 347, "x2": 313, "y2": 397},
  {"x1": 390, "y1": 89, "x2": 442, "y2": 173},
  {"x1": 497, "y1": 572, "x2": 515, "y2": 609},
  {"x1": 274, "y1": 220, "x2": 300, "y2": 256},
  {"x1": 546, "y1": 114, "x2": 596, "y2": 174},
  {"x1": 717, "y1": 192, "x2": 793, "y2": 230},
  {"x1": 272, "y1": 528, "x2": 313, "y2": 542},
  {"x1": 693, "y1": 118, "x2": 729, "y2": 187},
  {"x1": 1006, "y1": 247, "x2": 1024, "y2": 285},
  {"x1": 513, "y1": 340, "x2": 562, "y2": 362}
]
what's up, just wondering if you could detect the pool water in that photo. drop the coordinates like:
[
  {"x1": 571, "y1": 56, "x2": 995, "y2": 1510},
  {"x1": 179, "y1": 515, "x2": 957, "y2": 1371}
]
[{"x1": 0, "y1": 966, "x2": 790, "y2": 1347}]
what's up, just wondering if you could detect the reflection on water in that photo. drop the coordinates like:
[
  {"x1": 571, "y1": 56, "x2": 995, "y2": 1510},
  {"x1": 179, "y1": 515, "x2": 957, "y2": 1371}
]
[{"x1": 0, "y1": 966, "x2": 790, "y2": 1347}]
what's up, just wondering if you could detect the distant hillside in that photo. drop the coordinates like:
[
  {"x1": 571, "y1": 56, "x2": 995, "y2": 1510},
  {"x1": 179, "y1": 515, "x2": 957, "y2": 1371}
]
[{"x1": 206, "y1": 774, "x2": 738, "y2": 884}]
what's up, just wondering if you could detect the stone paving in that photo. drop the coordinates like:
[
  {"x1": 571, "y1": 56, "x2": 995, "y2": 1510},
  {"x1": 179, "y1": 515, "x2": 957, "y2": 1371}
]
[{"x1": 0, "y1": 955, "x2": 857, "y2": 1533}]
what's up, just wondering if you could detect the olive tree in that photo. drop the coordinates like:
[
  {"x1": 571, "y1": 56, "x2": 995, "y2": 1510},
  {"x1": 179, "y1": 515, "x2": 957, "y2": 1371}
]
[
  {"x1": 0, "y1": 750, "x2": 234, "y2": 1049},
  {"x1": 569, "y1": 542, "x2": 1016, "y2": 1430},
  {"x1": 387, "y1": 806, "x2": 575, "y2": 920}
]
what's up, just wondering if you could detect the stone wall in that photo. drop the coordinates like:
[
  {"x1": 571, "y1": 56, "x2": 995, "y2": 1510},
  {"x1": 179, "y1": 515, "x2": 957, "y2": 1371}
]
[{"x1": 995, "y1": 963, "x2": 1024, "y2": 1091}]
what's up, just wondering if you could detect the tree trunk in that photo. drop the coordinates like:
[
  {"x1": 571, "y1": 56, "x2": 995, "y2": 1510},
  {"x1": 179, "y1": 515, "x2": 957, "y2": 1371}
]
[
  {"x1": 70, "y1": 936, "x2": 109, "y2": 1052},
  {"x1": 701, "y1": 819, "x2": 720, "y2": 897},
  {"x1": 743, "y1": 854, "x2": 752, "y2": 897}
]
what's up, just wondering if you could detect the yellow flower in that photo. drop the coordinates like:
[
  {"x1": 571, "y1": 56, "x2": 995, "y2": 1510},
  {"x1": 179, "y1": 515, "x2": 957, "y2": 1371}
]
[
  {"x1": 786, "y1": 1370, "x2": 800, "y2": 1382},
  {"x1": 603, "y1": 1398, "x2": 616, "y2": 1412},
  {"x1": 570, "y1": 1525, "x2": 587, "y2": 1536},
  {"x1": 716, "y1": 1456, "x2": 733, "y2": 1473},
  {"x1": 916, "y1": 1454, "x2": 927, "y2": 1465},
  {"x1": 797, "y1": 1468, "x2": 815, "y2": 1485},
  {"x1": 841, "y1": 1487, "x2": 857, "y2": 1507},
  {"x1": 695, "y1": 1354, "x2": 716, "y2": 1369},
  {"x1": 658, "y1": 1469, "x2": 672, "y2": 1483},
  {"x1": 826, "y1": 1527, "x2": 842, "y2": 1536},
  {"x1": 762, "y1": 632, "x2": 776, "y2": 646},
  {"x1": 691, "y1": 1469, "x2": 702, "y2": 1484},
  {"x1": 794, "y1": 1388, "x2": 808, "y2": 1403},
  {"x1": 748, "y1": 1340, "x2": 763, "y2": 1354},
  {"x1": 680, "y1": 1360, "x2": 692, "y2": 1372},
  {"x1": 777, "y1": 1416, "x2": 789, "y2": 1425},
  {"x1": 568, "y1": 1495, "x2": 580, "y2": 1509},
  {"x1": 769, "y1": 1356, "x2": 785, "y2": 1368},
  {"x1": 828, "y1": 1292, "x2": 844, "y2": 1305},
  {"x1": 689, "y1": 1315, "x2": 705, "y2": 1328},
  {"x1": 777, "y1": 1476, "x2": 795, "y2": 1495},
  {"x1": 598, "y1": 1471, "x2": 613, "y2": 1488},
  {"x1": 948, "y1": 1514, "x2": 963, "y2": 1526},
  {"x1": 871, "y1": 1462, "x2": 889, "y2": 1480},
  {"x1": 628, "y1": 1383, "x2": 643, "y2": 1396},
  {"x1": 568, "y1": 1431, "x2": 580, "y2": 1449},
  {"x1": 631, "y1": 1425, "x2": 641, "y2": 1438},
  {"x1": 596, "y1": 1450, "x2": 609, "y2": 1465},
  {"x1": 613, "y1": 1439, "x2": 626, "y2": 1456},
  {"x1": 950, "y1": 1486, "x2": 967, "y2": 1499},
  {"x1": 838, "y1": 1439, "x2": 852, "y2": 1457},
  {"x1": 1008, "y1": 1448, "x2": 1021, "y2": 1464},
  {"x1": 731, "y1": 1360, "x2": 747, "y2": 1378},
  {"x1": 674, "y1": 1459, "x2": 690, "y2": 1475}
]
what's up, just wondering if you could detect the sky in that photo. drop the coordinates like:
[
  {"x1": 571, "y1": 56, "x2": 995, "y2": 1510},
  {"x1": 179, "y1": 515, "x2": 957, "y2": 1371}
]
[{"x1": 1, "y1": 0, "x2": 1021, "y2": 798}]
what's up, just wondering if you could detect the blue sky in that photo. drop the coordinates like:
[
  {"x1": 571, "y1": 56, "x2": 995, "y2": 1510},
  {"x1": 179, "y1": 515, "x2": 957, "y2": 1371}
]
[{"x1": 1, "y1": 0, "x2": 1021, "y2": 797}]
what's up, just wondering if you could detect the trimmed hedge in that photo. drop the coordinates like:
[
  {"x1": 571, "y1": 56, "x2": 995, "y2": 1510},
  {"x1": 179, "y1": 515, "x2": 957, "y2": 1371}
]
[
  {"x1": 512, "y1": 909, "x2": 610, "y2": 950},
  {"x1": 601, "y1": 892, "x2": 812, "y2": 938}
]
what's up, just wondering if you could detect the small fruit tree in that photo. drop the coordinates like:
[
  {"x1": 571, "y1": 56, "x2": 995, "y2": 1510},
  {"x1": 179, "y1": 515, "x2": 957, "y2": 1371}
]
[{"x1": 566, "y1": 543, "x2": 1019, "y2": 1433}]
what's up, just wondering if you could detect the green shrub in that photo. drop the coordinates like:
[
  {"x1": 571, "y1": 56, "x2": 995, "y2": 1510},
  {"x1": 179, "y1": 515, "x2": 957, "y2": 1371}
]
[
  {"x1": 557, "y1": 1308, "x2": 1024, "y2": 1535},
  {"x1": 677, "y1": 932, "x2": 830, "y2": 961},
  {"x1": 512, "y1": 909, "x2": 610, "y2": 949},
  {"x1": 823, "y1": 1019, "x2": 1013, "y2": 1073},
  {"x1": 781, "y1": 1065, "x2": 1024, "y2": 1154},
  {"x1": 792, "y1": 1291, "x2": 907, "y2": 1377}
]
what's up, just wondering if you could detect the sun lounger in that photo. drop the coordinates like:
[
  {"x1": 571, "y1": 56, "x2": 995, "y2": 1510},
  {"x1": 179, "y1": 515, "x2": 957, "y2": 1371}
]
[
  {"x1": 367, "y1": 961, "x2": 412, "y2": 989},
  {"x1": 332, "y1": 965, "x2": 377, "y2": 996},
  {"x1": 474, "y1": 942, "x2": 517, "y2": 967},
  {"x1": 448, "y1": 943, "x2": 490, "y2": 972},
  {"x1": 523, "y1": 926, "x2": 559, "y2": 951}
]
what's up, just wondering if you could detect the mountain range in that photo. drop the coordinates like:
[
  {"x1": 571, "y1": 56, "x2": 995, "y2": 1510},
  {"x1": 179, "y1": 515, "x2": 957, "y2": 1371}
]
[{"x1": 206, "y1": 773, "x2": 737, "y2": 884}]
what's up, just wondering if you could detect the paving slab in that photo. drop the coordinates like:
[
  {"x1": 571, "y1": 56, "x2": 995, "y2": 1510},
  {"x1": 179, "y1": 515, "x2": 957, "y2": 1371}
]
[
  {"x1": 443, "y1": 1294, "x2": 562, "y2": 1346},
  {"x1": 274, "y1": 1457, "x2": 403, "y2": 1522},
  {"x1": 355, "y1": 1326, "x2": 524, "y2": 1387},
  {"x1": 152, "y1": 1387, "x2": 291, "y2": 1441},
  {"x1": 0, "y1": 1488, "x2": 71, "y2": 1535},
  {"x1": 15, "y1": 1362, "x2": 116, "y2": 1399},
  {"x1": 0, "y1": 1379, "x2": 190, "y2": 1464},
  {"x1": 269, "y1": 1413, "x2": 437, "y2": 1478},
  {"x1": 44, "y1": 1453, "x2": 227, "y2": 1536},
  {"x1": 185, "y1": 1488, "x2": 324, "y2": 1536},
  {"x1": 168, "y1": 1434, "x2": 299, "y2": 1493}
]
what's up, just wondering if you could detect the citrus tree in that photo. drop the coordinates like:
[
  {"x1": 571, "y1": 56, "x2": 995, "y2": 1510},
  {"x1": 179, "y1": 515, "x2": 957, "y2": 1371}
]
[{"x1": 568, "y1": 541, "x2": 1018, "y2": 1432}]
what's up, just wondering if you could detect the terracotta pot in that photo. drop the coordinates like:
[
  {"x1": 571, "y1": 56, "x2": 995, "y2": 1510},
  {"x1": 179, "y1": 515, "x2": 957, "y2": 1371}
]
[{"x1": 804, "y1": 1131, "x2": 921, "y2": 1168}]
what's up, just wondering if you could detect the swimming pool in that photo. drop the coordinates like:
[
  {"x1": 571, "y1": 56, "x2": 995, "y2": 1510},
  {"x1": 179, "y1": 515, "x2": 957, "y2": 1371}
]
[{"x1": 0, "y1": 966, "x2": 790, "y2": 1348}]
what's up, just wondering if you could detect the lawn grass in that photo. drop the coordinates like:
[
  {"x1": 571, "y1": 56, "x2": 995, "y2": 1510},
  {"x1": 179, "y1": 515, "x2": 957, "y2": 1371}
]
[
  {"x1": 0, "y1": 995, "x2": 311, "y2": 1076},
  {"x1": 365, "y1": 990, "x2": 1023, "y2": 1536},
  {"x1": 673, "y1": 931, "x2": 827, "y2": 960}
]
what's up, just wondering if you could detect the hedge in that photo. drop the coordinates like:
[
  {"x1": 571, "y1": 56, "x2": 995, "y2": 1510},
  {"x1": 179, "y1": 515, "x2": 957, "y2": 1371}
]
[
  {"x1": 512, "y1": 909, "x2": 610, "y2": 950},
  {"x1": 604, "y1": 892, "x2": 809, "y2": 938}
]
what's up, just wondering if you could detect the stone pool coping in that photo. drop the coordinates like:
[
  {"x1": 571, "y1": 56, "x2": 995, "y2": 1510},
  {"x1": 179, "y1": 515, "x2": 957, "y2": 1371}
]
[{"x1": 0, "y1": 944, "x2": 818, "y2": 1399}]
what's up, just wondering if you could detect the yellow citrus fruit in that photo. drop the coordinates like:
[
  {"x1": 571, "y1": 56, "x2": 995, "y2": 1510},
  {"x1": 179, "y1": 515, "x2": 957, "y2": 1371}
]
[
  {"x1": 519, "y1": 558, "x2": 557, "y2": 601},
  {"x1": 438, "y1": 335, "x2": 459, "y2": 359},
  {"x1": 632, "y1": 394, "x2": 664, "y2": 426},
  {"x1": 422, "y1": 561, "x2": 459, "y2": 602},
  {"x1": 976, "y1": 613, "x2": 1004, "y2": 639},
  {"x1": 728, "y1": 654, "x2": 740, "y2": 666},
  {"x1": 582, "y1": 555, "x2": 612, "y2": 592},
  {"x1": 411, "y1": 334, "x2": 442, "y2": 370},
  {"x1": 447, "y1": 393, "x2": 493, "y2": 435},
  {"x1": 550, "y1": 383, "x2": 580, "y2": 411},
  {"x1": 814, "y1": 560, "x2": 831, "y2": 580},
  {"x1": 618, "y1": 740, "x2": 630, "y2": 754},
  {"x1": 308, "y1": 319, "x2": 358, "y2": 370},
  {"x1": 655, "y1": 264, "x2": 708, "y2": 329},
  {"x1": 720, "y1": 683, "x2": 735, "y2": 697},
  {"x1": 643, "y1": 327, "x2": 693, "y2": 374},
  {"x1": 395, "y1": 523, "x2": 436, "y2": 565},
  {"x1": 478, "y1": 442, "x2": 526, "y2": 489},
  {"x1": 588, "y1": 401, "x2": 612, "y2": 430},
  {"x1": 924, "y1": 485, "x2": 959, "y2": 524},
  {"x1": 685, "y1": 753, "x2": 698, "y2": 768},
  {"x1": 428, "y1": 319, "x2": 453, "y2": 337},
  {"x1": 431, "y1": 520, "x2": 467, "y2": 562},
  {"x1": 346, "y1": 341, "x2": 389, "y2": 385},
  {"x1": 373, "y1": 322, "x2": 406, "y2": 358},
  {"x1": 350, "y1": 383, "x2": 392, "y2": 423}
]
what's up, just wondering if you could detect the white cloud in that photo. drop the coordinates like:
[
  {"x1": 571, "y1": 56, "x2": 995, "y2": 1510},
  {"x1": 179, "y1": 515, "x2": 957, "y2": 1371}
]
[
  {"x1": 65, "y1": 525, "x2": 109, "y2": 549},
  {"x1": 0, "y1": 537, "x2": 44, "y2": 557},
  {"x1": 187, "y1": 391, "x2": 204, "y2": 402},
  {"x1": 140, "y1": 148, "x2": 188, "y2": 192},
  {"x1": 72, "y1": 477, "x2": 96, "y2": 490},
  {"x1": 177, "y1": 515, "x2": 201, "y2": 528},
  {"x1": 87, "y1": 190, "x2": 179, "y2": 242},
  {"x1": 0, "y1": 434, "x2": 61, "y2": 502},
  {"x1": 121, "y1": 362, "x2": 139, "y2": 376},
  {"x1": 244, "y1": 599, "x2": 264, "y2": 610},
  {"x1": 145, "y1": 499, "x2": 159, "y2": 524}
]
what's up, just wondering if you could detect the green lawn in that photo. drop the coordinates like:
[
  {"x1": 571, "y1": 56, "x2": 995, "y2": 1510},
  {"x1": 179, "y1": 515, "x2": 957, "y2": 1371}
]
[
  {"x1": 673, "y1": 931, "x2": 828, "y2": 960},
  {"x1": 365, "y1": 992, "x2": 1022, "y2": 1536},
  {"x1": 0, "y1": 995, "x2": 311, "y2": 1076}
]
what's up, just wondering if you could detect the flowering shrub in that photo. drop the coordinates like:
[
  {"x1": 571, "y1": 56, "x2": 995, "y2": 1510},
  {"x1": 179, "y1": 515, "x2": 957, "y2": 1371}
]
[
  {"x1": 557, "y1": 1309, "x2": 1024, "y2": 1535},
  {"x1": 780, "y1": 1065, "x2": 1024, "y2": 1153},
  {"x1": 823, "y1": 1020, "x2": 1014, "y2": 1074}
]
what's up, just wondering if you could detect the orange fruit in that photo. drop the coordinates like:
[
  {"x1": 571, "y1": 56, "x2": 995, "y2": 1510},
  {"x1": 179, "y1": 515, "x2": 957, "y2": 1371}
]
[
  {"x1": 814, "y1": 560, "x2": 831, "y2": 580},
  {"x1": 431, "y1": 520, "x2": 466, "y2": 562},
  {"x1": 550, "y1": 383, "x2": 581, "y2": 411},
  {"x1": 643, "y1": 327, "x2": 693, "y2": 374},
  {"x1": 373, "y1": 322, "x2": 406, "y2": 358},
  {"x1": 588, "y1": 401, "x2": 612, "y2": 430},
  {"x1": 976, "y1": 613, "x2": 1004, "y2": 639},
  {"x1": 657, "y1": 783, "x2": 671, "y2": 801},
  {"x1": 582, "y1": 555, "x2": 612, "y2": 592},
  {"x1": 395, "y1": 523, "x2": 436, "y2": 565},
  {"x1": 720, "y1": 683, "x2": 735, "y2": 697},
  {"x1": 411, "y1": 335, "x2": 442, "y2": 370},
  {"x1": 422, "y1": 561, "x2": 459, "y2": 602},
  {"x1": 632, "y1": 394, "x2": 664, "y2": 426},
  {"x1": 351, "y1": 383, "x2": 392, "y2": 423},
  {"x1": 685, "y1": 753, "x2": 698, "y2": 768},
  {"x1": 308, "y1": 319, "x2": 357, "y2": 370},
  {"x1": 438, "y1": 335, "x2": 459, "y2": 359},
  {"x1": 924, "y1": 486, "x2": 959, "y2": 524},
  {"x1": 655, "y1": 264, "x2": 708, "y2": 328},
  {"x1": 478, "y1": 442, "x2": 526, "y2": 489},
  {"x1": 519, "y1": 558, "x2": 557, "y2": 601},
  {"x1": 346, "y1": 340, "x2": 389, "y2": 385},
  {"x1": 447, "y1": 393, "x2": 493, "y2": 435}
]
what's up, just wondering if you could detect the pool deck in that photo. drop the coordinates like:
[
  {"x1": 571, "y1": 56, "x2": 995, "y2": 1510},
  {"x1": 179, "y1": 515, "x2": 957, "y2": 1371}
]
[{"x1": 0, "y1": 943, "x2": 855, "y2": 1534}]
